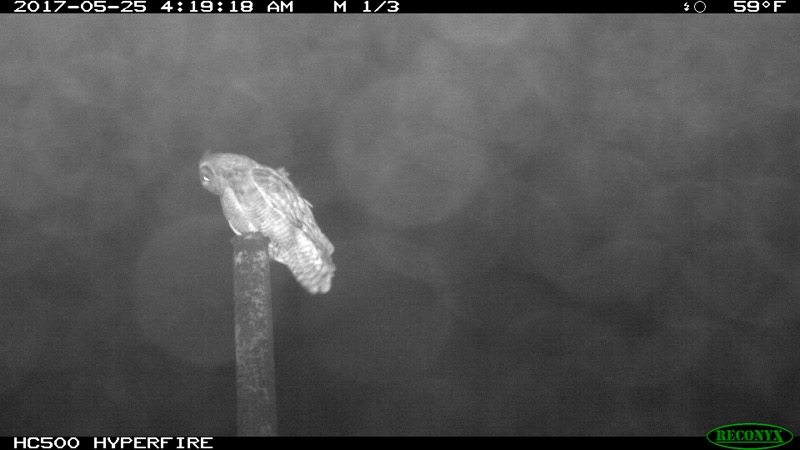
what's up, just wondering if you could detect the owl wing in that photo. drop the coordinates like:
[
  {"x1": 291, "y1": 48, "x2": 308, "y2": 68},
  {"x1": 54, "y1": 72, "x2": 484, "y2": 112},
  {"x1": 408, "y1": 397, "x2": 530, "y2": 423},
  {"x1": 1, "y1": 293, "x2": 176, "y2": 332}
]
[{"x1": 250, "y1": 165, "x2": 335, "y2": 256}]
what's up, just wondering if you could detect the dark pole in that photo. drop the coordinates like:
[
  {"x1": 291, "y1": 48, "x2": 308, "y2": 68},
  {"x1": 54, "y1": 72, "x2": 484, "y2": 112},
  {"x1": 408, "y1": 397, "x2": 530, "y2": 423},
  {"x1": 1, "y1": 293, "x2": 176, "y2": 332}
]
[{"x1": 231, "y1": 233, "x2": 277, "y2": 436}]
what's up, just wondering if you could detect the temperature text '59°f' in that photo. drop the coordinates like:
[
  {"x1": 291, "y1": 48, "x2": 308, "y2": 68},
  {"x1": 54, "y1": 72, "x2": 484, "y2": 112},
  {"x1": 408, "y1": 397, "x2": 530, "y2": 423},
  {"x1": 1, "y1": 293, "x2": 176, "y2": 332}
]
[{"x1": 733, "y1": 0, "x2": 787, "y2": 12}]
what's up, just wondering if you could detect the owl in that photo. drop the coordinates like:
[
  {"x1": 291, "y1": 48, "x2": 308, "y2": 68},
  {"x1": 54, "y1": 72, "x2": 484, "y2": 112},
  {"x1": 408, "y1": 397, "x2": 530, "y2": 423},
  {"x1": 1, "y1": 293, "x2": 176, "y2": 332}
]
[{"x1": 199, "y1": 152, "x2": 335, "y2": 294}]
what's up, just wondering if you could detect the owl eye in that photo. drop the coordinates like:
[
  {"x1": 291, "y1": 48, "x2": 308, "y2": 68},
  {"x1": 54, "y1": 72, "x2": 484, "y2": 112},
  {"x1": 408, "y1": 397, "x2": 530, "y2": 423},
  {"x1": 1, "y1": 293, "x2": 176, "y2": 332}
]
[{"x1": 200, "y1": 166, "x2": 213, "y2": 183}]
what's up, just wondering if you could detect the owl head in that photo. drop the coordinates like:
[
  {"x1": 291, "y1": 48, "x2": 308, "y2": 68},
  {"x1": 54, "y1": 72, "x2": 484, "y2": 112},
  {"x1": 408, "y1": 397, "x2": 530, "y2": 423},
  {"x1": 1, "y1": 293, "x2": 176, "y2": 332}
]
[{"x1": 199, "y1": 151, "x2": 257, "y2": 196}]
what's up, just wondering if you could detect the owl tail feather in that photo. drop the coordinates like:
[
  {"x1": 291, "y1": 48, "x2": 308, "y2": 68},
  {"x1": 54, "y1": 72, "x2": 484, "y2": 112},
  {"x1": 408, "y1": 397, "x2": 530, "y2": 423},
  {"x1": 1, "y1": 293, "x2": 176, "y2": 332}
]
[
  {"x1": 276, "y1": 233, "x2": 335, "y2": 295},
  {"x1": 289, "y1": 256, "x2": 335, "y2": 295}
]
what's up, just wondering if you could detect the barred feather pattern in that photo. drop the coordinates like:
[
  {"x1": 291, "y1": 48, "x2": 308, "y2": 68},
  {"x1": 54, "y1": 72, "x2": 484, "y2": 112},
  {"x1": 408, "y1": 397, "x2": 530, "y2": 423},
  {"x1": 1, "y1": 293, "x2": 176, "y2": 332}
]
[{"x1": 199, "y1": 152, "x2": 335, "y2": 294}]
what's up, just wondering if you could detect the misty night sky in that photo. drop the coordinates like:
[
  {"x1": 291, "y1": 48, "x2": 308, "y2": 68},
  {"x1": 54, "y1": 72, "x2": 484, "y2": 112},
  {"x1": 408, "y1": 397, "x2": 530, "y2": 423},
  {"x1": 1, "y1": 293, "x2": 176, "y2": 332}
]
[{"x1": 0, "y1": 15, "x2": 799, "y2": 435}]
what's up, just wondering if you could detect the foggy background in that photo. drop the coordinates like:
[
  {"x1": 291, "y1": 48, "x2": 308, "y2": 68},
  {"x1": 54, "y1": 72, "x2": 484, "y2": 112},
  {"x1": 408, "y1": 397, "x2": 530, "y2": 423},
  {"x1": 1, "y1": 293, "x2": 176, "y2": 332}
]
[{"x1": 0, "y1": 15, "x2": 799, "y2": 436}]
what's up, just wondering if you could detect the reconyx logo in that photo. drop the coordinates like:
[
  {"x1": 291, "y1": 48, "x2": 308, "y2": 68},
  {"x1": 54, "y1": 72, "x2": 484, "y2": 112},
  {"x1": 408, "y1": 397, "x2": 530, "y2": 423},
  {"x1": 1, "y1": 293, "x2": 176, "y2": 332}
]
[{"x1": 707, "y1": 423, "x2": 793, "y2": 450}]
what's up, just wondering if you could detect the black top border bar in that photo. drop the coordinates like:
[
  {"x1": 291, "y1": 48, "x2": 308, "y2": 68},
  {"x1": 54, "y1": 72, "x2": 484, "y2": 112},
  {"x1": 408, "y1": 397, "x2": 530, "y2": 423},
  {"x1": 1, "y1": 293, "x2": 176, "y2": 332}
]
[{"x1": 5, "y1": 0, "x2": 799, "y2": 13}]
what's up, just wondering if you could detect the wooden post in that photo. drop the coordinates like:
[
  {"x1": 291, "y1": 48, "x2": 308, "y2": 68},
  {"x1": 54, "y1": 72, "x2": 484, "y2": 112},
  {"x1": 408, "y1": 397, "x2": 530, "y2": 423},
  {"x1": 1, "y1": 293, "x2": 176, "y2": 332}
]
[{"x1": 231, "y1": 233, "x2": 277, "y2": 436}]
